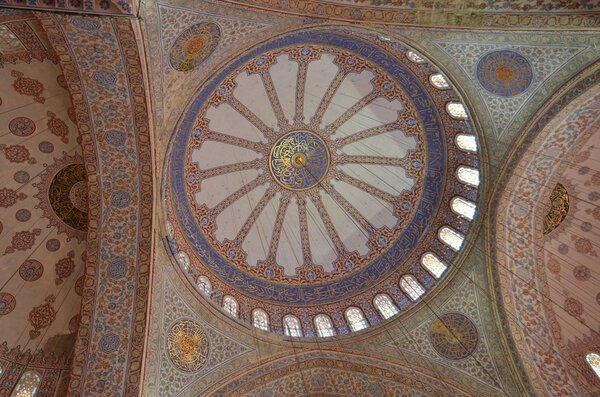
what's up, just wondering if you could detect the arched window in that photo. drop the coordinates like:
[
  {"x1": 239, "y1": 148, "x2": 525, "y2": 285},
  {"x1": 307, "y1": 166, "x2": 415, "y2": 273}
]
[
  {"x1": 400, "y1": 275, "x2": 425, "y2": 301},
  {"x1": 406, "y1": 50, "x2": 425, "y2": 63},
  {"x1": 314, "y1": 314, "x2": 335, "y2": 337},
  {"x1": 421, "y1": 252, "x2": 447, "y2": 279},
  {"x1": 374, "y1": 294, "x2": 399, "y2": 319},
  {"x1": 456, "y1": 166, "x2": 480, "y2": 187},
  {"x1": 455, "y1": 134, "x2": 478, "y2": 152},
  {"x1": 439, "y1": 226, "x2": 464, "y2": 251},
  {"x1": 283, "y1": 315, "x2": 302, "y2": 337},
  {"x1": 196, "y1": 276, "x2": 212, "y2": 295},
  {"x1": 586, "y1": 352, "x2": 600, "y2": 380},
  {"x1": 223, "y1": 295, "x2": 238, "y2": 317},
  {"x1": 252, "y1": 309, "x2": 269, "y2": 331},
  {"x1": 176, "y1": 251, "x2": 189, "y2": 271},
  {"x1": 10, "y1": 370, "x2": 41, "y2": 397},
  {"x1": 451, "y1": 197, "x2": 477, "y2": 220},
  {"x1": 430, "y1": 73, "x2": 450, "y2": 89},
  {"x1": 345, "y1": 307, "x2": 369, "y2": 332},
  {"x1": 446, "y1": 102, "x2": 468, "y2": 119}
]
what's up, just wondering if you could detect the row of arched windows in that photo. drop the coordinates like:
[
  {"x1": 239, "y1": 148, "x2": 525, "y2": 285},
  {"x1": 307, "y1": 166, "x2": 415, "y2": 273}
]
[{"x1": 407, "y1": 50, "x2": 469, "y2": 121}]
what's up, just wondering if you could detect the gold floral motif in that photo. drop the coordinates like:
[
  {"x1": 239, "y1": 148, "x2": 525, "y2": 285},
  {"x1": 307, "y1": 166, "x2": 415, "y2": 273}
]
[
  {"x1": 543, "y1": 183, "x2": 569, "y2": 235},
  {"x1": 167, "y1": 320, "x2": 209, "y2": 372}
]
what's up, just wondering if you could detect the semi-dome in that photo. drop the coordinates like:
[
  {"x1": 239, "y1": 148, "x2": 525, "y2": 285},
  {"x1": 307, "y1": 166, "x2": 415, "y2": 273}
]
[{"x1": 165, "y1": 26, "x2": 481, "y2": 337}]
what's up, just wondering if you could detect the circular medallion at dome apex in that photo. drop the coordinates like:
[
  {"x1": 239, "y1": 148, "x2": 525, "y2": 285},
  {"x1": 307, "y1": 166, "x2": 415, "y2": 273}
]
[
  {"x1": 476, "y1": 50, "x2": 533, "y2": 97},
  {"x1": 166, "y1": 27, "x2": 481, "y2": 336},
  {"x1": 269, "y1": 130, "x2": 330, "y2": 191}
]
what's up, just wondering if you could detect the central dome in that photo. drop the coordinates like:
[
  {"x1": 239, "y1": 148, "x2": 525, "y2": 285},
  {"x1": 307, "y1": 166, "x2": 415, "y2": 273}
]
[{"x1": 166, "y1": 27, "x2": 480, "y2": 336}]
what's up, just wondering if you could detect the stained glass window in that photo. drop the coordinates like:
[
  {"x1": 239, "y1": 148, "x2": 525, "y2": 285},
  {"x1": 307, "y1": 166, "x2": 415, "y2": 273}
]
[
  {"x1": 10, "y1": 371, "x2": 41, "y2": 397},
  {"x1": 439, "y1": 226, "x2": 464, "y2": 251},
  {"x1": 455, "y1": 134, "x2": 478, "y2": 152},
  {"x1": 451, "y1": 197, "x2": 477, "y2": 220},
  {"x1": 374, "y1": 294, "x2": 399, "y2": 319},
  {"x1": 176, "y1": 251, "x2": 189, "y2": 271},
  {"x1": 345, "y1": 307, "x2": 369, "y2": 332},
  {"x1": 407, "y1": 50, "x2": 425, "y2": 63},
  {"x1": 283, "y1": 315, "x2": 302, "y2": 337},
  {"x1": 252, "y1": 309, "x2": 269, "y2": 331},
  {"x1": 400, "y1": 275, "x2": 425, "y2": 300},
  {"x1": 421, "y1": 252, "x2": 447, "y2": 279},
  {"x1": 314, "y1": 314, "x2": 335, "y2": 337},
  {"x1": 197, "y1": 276, "x2": 211, "y2": 295},
  {"x1": 430, "y1": 73, "x2": 450, "y2": 89},
  {"x1": 586, "y1": 352, "x2": 600, "y2": 380},
  {"x1": 456, "y1": 166, "x2": 480, "y2": 187},
  {"x1": 223, "y1": 295, "x2": 238, "y2": 317},
  {"x1": 447, "y1": 102, "x2": 468, "y2": 119}
]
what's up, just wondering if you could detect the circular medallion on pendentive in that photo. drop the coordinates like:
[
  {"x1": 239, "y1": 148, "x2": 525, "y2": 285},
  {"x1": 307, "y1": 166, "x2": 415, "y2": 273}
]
[
  {"x1": 269, "y1": 130, "x2": 330, "y2": 191},
  {"x1": 167, "y1": 320, "x2": 209, "y2": 372},
  {"x1": 169, "y1": 22, "x2": 221, "y2": 72},
  {"x1": 476, "y1": 50, "x2": 533, "y2": 97},
  {"x1": 430, "y1": 313, "x2": 478, "y2": 360}
]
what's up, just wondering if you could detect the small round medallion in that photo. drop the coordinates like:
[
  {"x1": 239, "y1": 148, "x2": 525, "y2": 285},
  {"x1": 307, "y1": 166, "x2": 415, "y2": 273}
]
[
  {"x1": 476, "y1": 50, "x2": 533, "y2": 97},
  {"x1": 430, "y1": 313, "x2": 477, "y2": 360},
  {"x1": 269, "y1": 130, "x2": 330, "y2": 191},
  {"x1": 167, "y1": 320, "x2": 209, "y2": 372}
]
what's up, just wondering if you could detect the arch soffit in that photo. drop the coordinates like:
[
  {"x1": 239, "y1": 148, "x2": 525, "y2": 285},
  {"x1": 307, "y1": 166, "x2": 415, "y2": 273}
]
[
  {"x1": 490, "y1": 64, "x2": 600, "y2": 396},
  {"x1": 35, "y1": 14, "x2": 153, "y2": 396}
]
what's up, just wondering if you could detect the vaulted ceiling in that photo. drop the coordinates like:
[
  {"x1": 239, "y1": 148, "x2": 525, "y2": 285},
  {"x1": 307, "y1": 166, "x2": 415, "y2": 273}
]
[{"x1": 0, "y1": 1, "x2": 599, "y2": 397}]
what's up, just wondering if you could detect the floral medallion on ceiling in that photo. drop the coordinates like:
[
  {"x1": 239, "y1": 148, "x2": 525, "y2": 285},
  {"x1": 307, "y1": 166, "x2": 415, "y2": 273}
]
[
  {"x1": 430, "y1": 312, "x2": 478, "y2": 360},
  {"x1": 167, "y1": 319, "x2": 209, "y2": 372},
  {"x1": 166, "y1": 27, "x2": 481, "y2": 336},
  {"x1": 476, "y1": 50, "x2": 533, "y2": 97},
  {"x1": 169, "y1": 22, "x2": 221, "y2": 72}
]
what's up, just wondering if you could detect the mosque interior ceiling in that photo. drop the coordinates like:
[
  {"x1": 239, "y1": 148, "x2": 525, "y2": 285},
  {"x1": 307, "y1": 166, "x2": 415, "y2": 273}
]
[{"x1": 0, "y1": 1, "x2": 599, "y2": 396}]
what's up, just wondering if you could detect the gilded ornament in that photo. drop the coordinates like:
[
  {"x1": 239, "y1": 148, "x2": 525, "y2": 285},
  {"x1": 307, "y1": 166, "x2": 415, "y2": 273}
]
[
  {"x1": 167, "y1": 320, "x2": 209, "y2": 372},
  {"x1": 543, "y1": 183, "x2": 569, "y2": 235}
]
